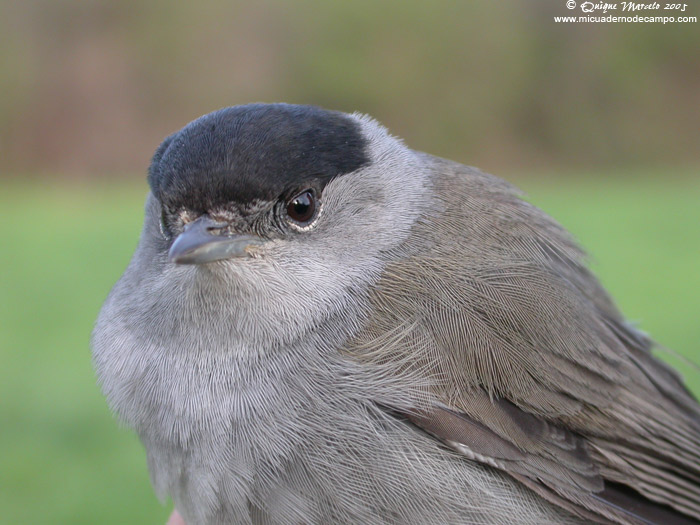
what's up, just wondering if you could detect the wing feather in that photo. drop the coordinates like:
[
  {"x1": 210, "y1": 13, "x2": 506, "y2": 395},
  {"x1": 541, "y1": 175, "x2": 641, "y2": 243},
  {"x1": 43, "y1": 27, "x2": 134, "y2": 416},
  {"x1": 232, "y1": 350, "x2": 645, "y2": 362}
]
[{"x1": 346, "y1": 157, "x2": 700, "y2": 524}]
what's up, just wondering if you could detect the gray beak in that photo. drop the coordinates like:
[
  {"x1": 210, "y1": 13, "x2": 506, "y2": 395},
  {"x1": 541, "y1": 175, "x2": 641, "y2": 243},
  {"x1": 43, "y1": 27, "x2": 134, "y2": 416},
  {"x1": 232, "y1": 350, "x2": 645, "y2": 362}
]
[{"x1": 168, "y1": 215, "x2": 264, "y2": 265}]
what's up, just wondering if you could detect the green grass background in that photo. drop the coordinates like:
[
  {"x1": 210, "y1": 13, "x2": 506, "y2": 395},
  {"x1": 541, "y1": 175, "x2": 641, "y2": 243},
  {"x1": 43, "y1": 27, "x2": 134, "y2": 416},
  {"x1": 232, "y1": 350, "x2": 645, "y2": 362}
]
[{"x1": 1, "y1": 170, "x2": 699, "y2": 524}]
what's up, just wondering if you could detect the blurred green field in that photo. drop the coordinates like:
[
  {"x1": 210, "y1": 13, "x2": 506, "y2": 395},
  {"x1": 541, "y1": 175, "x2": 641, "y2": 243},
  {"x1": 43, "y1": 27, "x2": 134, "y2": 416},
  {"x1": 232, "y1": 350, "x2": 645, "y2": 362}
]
[{"x1": 1, "y1": 170, "x2": 699, "y2": 524}]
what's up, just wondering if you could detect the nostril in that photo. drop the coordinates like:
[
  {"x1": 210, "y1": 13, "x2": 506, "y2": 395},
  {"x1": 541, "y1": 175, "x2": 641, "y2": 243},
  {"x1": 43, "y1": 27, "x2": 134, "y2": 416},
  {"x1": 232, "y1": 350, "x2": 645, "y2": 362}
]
[
  {"x1": 183, "y1": 216, "x2": 230, "y2": 236},
  {"x1": 207, "y1": 221, "x2": 232, "y2": 233},
  {"x1": 205, "y1": 225, "x2": 229, "y2": 237}
]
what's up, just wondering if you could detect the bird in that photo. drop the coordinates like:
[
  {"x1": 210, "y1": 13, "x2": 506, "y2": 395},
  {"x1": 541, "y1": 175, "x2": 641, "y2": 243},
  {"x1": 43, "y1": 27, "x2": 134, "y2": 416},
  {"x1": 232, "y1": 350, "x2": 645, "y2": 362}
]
[{"x1": 92, "y1": 103, "x2": 700, "y2": 525}]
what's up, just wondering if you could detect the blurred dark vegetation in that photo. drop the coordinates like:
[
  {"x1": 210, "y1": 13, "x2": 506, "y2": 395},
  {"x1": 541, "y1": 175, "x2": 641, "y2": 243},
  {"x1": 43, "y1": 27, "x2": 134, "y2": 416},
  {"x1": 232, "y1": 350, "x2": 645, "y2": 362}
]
[{"x1": 1, "y1": 0, "x2": 699, "y2": 177}]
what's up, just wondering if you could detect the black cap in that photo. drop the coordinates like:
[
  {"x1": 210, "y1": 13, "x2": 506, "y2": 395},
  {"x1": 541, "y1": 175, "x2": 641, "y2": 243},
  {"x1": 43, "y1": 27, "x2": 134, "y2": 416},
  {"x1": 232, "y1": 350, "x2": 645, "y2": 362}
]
[{"x1": 148, "y1": 103, "x2": 369, "y2": 213}]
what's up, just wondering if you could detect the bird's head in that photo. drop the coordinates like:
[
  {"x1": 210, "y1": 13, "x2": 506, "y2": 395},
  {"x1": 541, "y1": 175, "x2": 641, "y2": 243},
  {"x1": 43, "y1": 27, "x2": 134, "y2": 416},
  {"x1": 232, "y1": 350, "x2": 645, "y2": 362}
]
[{"x1": 126, "y1": 104, "x2": 430, "y2": 348}]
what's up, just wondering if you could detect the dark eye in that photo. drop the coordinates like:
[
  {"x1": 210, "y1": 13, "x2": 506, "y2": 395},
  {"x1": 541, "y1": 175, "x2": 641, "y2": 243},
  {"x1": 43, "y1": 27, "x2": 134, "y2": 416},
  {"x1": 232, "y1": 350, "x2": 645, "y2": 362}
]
[{"x1": 286, "y1": 190, "x2": 316, "y2": 224}]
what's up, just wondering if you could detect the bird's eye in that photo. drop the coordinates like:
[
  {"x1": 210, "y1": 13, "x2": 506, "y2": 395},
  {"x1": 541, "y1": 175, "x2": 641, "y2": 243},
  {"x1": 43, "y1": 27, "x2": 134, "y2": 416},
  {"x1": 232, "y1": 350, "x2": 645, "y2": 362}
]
[{"x1": 286, "y1": 190, "x2": 317, "y2": 225}]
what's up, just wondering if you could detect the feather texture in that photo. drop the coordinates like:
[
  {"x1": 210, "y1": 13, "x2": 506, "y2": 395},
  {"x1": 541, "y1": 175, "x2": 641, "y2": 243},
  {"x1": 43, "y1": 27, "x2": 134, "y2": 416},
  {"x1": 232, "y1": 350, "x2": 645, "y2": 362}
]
[
  {"x1": 94, "y1": 107, "x2": 700, "y2": 524},
  {"x1": 347, "y1": 155, "x2": 700, "y2": 524}
]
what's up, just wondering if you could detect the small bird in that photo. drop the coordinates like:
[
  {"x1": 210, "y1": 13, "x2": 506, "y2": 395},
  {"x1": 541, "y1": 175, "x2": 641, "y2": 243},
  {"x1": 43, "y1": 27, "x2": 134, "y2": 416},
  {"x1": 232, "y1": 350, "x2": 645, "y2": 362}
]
[{"x1": 92, "y1": 103, "x2": 700, "y2": 525}]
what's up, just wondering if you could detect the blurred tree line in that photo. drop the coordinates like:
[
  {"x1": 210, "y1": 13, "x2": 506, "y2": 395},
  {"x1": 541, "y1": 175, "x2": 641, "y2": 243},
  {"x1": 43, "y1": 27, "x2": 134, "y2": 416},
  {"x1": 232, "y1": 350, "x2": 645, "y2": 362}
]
[{"x1": 1, "y1": 0, "x2": 698, "y2": 177}]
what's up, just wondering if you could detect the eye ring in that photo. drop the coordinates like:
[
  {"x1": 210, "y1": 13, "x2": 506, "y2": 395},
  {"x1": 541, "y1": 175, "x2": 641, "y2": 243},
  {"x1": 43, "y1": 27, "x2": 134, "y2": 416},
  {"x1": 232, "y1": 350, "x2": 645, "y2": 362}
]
[
  {"x1": 159, "y1": 209, "x2": 171, "y2": 240},
  {"x1": 285, "y1": 189, "x2": 320, "y2": 231}
]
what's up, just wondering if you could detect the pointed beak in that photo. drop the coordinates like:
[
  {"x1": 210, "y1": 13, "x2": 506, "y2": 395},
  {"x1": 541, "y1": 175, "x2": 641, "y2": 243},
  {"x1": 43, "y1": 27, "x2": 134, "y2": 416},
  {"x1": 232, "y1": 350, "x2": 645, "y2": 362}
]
[{"x1": 168, "y1": 215, "x2": 264, "y2": 265}]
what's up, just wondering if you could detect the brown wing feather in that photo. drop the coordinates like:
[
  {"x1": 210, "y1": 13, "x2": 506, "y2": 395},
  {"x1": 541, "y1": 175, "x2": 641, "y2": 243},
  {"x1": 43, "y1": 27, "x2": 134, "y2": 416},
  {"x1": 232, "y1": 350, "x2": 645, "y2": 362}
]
[{"x1": 346, "y1": 156, "x2": 700, "y2": 524}]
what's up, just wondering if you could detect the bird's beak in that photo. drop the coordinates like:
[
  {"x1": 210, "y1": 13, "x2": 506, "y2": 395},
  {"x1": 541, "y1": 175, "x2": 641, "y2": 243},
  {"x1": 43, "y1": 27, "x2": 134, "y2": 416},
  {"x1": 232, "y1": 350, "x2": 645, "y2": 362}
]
[{"x1": 168, "y1": 215, "x2": 264, "y2": 265}]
